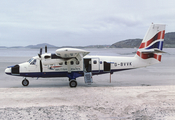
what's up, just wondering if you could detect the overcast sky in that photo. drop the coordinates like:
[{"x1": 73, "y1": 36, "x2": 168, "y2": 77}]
[{"x1": 0, "y1": 0, "x2": 175, "y2": 47}]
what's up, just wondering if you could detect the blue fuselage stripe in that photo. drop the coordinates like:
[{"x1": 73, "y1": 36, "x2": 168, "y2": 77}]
[{"x1": 6, "y1": 68, "x2": 134, "y2": 78}]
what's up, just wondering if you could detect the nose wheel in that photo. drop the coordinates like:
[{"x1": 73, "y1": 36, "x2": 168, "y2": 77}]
[{"x1": 22, "y1": 78, "x2": 29, "y2": 86}]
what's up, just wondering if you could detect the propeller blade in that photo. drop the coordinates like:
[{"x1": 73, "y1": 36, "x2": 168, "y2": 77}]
[
  {"x1": 45, "y1": 46, "x2": 47, "y2": 53},
  {"x1": 40, "y1": 60, "x2": 43, "y2": 72},
  {"x1": 38, "y1": 54, "x2": 41, "y2": 58},
  {"x1": 40, "y1": 48, "x2": 42, "y2": 55}
]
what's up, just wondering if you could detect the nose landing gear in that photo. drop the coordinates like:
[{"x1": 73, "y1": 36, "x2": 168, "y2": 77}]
[{"x1": 22, "y1": 78, "x2": 29, "y2": 86}]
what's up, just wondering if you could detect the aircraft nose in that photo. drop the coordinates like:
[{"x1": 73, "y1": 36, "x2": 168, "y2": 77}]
[{"x1": 5, "y1": 67, "x2": 11, "y2": 75}]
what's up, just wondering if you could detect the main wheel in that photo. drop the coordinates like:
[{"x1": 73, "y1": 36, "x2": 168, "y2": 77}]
[
  {"x1": 69, "y1": 80, "x2": 77, "y2": 88},
  {"x1": 22, "y1": 79, "x2": 29, "y2": 86}
]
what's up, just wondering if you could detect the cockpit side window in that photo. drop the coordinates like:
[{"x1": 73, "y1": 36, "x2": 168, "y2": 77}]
[{"x1": 30, "y1": 59, "x2": 36, "y2": 65}]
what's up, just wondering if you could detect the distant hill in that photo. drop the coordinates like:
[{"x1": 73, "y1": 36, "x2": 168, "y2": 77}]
[
  {"x1": 0, "y1": 43, "x2": 109, "y2": 49},
  {"x1": 1, "y1": 32, "x2": 175, "y2": 49},
  {"x1": 25, "y1": 43, "x2": 58, "y2": 48},
  {"x1": 110, "y1": 39, "x2": 142, "y2": 48},
  {"x1": 0, "y1": 46, "x2": 7, "y2": 48},
  {"x1": 110, "y1": 32, "x2": 175, "y2": 48}
]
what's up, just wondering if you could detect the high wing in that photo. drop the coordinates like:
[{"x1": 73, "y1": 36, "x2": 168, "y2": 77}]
[
  {"x1": 55, "y1": 48, "x2": 90, "y2": 73},
  {"x1": 55, "y1": 48, "x2": 89, "y2": 60}
]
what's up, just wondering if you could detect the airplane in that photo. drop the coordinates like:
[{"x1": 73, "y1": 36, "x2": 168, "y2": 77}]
[{"x1": 5, "y1": 23, "x2": 166, "y2": 88}]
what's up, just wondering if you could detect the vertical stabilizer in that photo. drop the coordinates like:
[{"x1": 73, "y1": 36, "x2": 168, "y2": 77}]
[{"x1": 135, "y1": 24, "x2": 166, "y2": 65}]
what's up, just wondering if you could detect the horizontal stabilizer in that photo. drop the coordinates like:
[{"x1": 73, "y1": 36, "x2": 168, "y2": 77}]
[{"x1": 141, "y1": 48, "x2": 166, "y2": 54}]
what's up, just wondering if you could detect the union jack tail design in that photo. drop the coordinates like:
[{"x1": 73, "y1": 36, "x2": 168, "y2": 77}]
[{"x1": 135, "y1": 24, "x2": 166, "y2": 62}]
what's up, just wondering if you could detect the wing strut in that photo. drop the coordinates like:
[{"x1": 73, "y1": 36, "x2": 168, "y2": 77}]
[{"x1": 76, "y1": 53, "x2": 83, "y2": 61}]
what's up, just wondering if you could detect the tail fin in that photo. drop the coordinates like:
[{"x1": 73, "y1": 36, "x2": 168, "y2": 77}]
[{"x1": 135, "y1": 24, "x2": 166, "y2": 64}]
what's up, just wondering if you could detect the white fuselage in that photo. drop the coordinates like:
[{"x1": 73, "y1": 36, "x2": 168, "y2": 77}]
[{"x1": 5, "y1": 53, "x2": 153, "y2": 78}]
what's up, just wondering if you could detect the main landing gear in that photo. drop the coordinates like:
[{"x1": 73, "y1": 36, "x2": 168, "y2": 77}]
[
  {"x1": 69, "y1": 79, "x2": 77, "y2": 88},
  {"x1": 22, "y1": 78, "x2": 29, "y2": 86}
]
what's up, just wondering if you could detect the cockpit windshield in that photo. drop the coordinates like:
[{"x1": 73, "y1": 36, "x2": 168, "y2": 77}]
[
  {"x1": 31, "y1": 59, "x2": 36, "y2": 65},
  {"x1": 27, "y1": 58, "x2": 37, "y2": 65},
  {"x1": 27, "y1": 58, "x2": 34, "y2": 63}
]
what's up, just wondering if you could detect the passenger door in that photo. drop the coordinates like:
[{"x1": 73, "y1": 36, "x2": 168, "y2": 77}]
[{"x1": 103, "y1": 61, "x2": 111, "y2": 72}]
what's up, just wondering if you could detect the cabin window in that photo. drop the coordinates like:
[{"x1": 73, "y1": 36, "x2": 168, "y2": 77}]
[
  {"x1": 114, "y1": 63, "x2": 117, "y2": 67},
  {"x1": 71, "y1": 61, "x2": 74, "y2": 65},
  {"x1": 59, "y1": 62, "x2": 63, "y2": 65},
  {"x1": 93, "y1": 60, "x2": 97, "y2": 64},
  {"x1": 76, "y1": 61, "x2": 79, "y2": 65},
  {"x1": 65, "y1": 61, "x2": 67, "y2": 65}
]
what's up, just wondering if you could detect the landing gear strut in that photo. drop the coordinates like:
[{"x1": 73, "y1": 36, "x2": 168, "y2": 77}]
[
  {"x1": 69, "y1": 79, "x2": 77, "y2": 88},
  {"x1": 22, "y1": 78, "x2": 29, "y2": 86}
]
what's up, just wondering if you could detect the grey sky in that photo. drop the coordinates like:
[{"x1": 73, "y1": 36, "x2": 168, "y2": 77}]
[{"x1": 0, "y1": 0, "x2": 175, "y2": 47}]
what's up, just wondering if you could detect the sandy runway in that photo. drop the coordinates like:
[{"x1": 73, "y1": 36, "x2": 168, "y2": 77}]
[{"x1": 0, "y1": 86, "x2": 175, "y2": 120}]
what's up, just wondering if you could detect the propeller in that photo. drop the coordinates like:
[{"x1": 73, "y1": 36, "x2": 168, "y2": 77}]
[
  {"x1": 38, "y1": 46, "x2": 48, "y2": 73},
  {"x1": 38, "y1": 48, "x2": 42, "y2": 58},
  {"x1": 37, "y1": 47, "x2": 43, "y2": 73},
  {"x1": 40, "y1": 47, "x2": 42, "y2": 55},
  {"x1": 45, "y1": 46, "x2": 47, "y2": 53}
]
